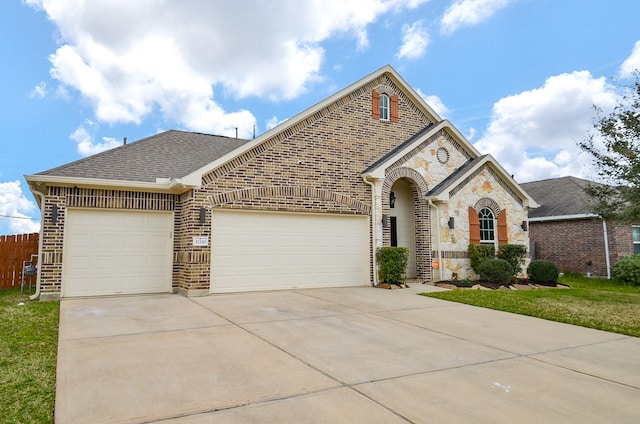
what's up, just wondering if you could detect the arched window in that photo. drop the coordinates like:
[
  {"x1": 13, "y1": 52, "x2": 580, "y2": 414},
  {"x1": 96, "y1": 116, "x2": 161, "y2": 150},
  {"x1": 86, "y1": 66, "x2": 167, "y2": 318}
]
[
  {"x1": 478, "y1": 207, "x2": 495, "y2": 244},
  {"x1": 379, "y1": 93, "x2": 390, "y2": 121}
]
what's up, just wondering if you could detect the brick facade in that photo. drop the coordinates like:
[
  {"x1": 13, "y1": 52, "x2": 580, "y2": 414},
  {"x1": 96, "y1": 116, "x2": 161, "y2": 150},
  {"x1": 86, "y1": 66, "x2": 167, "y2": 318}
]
[
  {"x1": 31, "y1": 67, "x2": 535, "y2": 298},
  {"x1": 530, "y1": 218, "x2": 635, "y2": 277}
]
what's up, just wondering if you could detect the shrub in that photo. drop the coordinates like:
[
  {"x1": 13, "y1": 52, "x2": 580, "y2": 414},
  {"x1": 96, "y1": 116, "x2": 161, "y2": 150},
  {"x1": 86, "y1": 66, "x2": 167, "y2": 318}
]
[
  {"x1": 469, "y1": 244, "x2": 495, "y2": 273},
  {"x1": 613, "y1": 254, "x2": 640, "y2": 285},
  {"x1": 527, "y1": 260, "x2": 559, "y2": 283},
  {"x1": 477, "y1": 258, "x2": 513, "y2": 285},
  {"x1": 376, "y1": 247, "x2": 409, "y2": 284},
  {"x1": 497, "y1": 244, "x2": 527, "y2": 276}
]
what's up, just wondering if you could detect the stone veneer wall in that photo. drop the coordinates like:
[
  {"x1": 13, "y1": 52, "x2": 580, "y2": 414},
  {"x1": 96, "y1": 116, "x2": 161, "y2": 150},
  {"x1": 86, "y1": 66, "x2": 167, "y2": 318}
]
[
  {"x1": 174, "y1": 75, "x2": 436, "y2": 294},
  {"x1": 434, "y1": 166, "x2": 529, "y2": 280}
]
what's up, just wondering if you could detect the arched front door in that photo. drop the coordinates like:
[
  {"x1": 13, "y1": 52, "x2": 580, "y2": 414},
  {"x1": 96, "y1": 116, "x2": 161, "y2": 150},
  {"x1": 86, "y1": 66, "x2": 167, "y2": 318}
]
[{"x1": 390, "y1": 178, "x2": 416, "y2": 279}]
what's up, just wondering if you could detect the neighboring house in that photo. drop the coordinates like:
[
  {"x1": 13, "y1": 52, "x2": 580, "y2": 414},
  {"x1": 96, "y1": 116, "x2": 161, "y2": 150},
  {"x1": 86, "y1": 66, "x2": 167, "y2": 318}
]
[
  {"x1": 26, "y1": 65, "x2": 537, "y2": 300},
  {"x1": 521, "y1": 176, "x2": 638, "y2": 278}
]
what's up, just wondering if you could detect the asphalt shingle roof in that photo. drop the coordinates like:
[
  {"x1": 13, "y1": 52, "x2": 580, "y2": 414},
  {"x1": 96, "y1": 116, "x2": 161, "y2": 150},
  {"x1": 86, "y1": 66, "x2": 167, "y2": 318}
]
[
  {"x1": 520, "y1": 176, "x2": 595, "y2": 218},
  {"x1": 36, "y1": 130, "x2": 249, "y2": 182}
]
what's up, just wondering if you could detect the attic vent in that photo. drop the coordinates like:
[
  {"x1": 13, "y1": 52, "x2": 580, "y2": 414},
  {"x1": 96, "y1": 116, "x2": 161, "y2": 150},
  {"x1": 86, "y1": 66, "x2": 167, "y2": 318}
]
[{"x1": 437, "y1": 147, "x2": 449, "y2": 164}]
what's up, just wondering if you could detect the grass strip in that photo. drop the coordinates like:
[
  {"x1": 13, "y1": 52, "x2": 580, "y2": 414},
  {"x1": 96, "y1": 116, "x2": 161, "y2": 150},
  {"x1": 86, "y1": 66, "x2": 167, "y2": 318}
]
[
  {"x1": 0, "y1": 288, "x2": 59, "y2": 424},
  {"x1": 422, "y1": 275, "x2": 640, "y2": 337}
]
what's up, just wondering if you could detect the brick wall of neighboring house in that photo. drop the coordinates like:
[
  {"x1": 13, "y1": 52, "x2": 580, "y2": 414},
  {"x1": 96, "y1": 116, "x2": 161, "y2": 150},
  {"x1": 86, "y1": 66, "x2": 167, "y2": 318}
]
[
  {"x1": 530, "y1": 218, "x2": 608, "y2": 276},
  {"x1": 607, "y1": 223, "x2": 634, "y2": 266},
  {"x1": 530, "y1": 218, "x2": 637, "y2": 277},
  {"x1": 174, "y1": 75, "x2": 436, "y2": 293}
]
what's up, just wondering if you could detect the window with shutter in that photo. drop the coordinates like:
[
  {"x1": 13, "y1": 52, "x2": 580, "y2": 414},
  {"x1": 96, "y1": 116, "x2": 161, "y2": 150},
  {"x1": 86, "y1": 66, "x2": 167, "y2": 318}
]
[
  {"x1": 478, "y1": 208, "x2": 495, "y2": 245},
  {"x1": 469, "y1": 206, "x2": 480, "y2": 245},
  {"x1": 379, "y1": 93, "x2": 390, "y2": 120},
  {"x1": 390, "y1": 94, "x2": 399, "y2": 122},
  {"x1": 372, "y1": 90, "x2": 380, "y2": 120},
  {"x1": 497, "y1": 209, "x2": 508, "y2": 245}
]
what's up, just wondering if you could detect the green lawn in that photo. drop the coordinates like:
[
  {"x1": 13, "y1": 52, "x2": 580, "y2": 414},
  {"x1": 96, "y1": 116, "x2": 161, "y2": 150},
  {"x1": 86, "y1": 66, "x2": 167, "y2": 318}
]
[
  {"x1": 422, "y1": 274, "x2": 640, "y2": 337},
  {"x1": 0, "y1": 288, "x2": 59, "y2": 424}
]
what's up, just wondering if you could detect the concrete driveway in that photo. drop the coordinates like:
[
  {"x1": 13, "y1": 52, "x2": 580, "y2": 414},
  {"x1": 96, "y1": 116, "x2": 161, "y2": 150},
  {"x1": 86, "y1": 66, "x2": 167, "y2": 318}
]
[{"x1": 56, "y1": 285, "x2": 640, "y2": 423}]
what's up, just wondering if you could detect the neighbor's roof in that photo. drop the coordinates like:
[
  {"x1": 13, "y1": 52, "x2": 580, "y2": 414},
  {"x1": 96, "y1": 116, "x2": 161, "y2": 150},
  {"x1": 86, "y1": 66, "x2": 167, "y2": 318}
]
[
  {"x1": 33, "y1": 130, "x2": 249, "y2": 183},
  {"x1": 520, "y1": 176, "x2": 597, "y2": 219}
]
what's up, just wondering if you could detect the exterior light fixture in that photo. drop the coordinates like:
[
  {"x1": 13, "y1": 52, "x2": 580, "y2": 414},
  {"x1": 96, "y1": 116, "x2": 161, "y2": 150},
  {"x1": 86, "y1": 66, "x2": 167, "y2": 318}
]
[
  {"x1": 199, "y1": 208, "x2": 206, "y2": 225},
  {"x1": 448, "y1": 217, "x2": 455, "y2": 229},
  {"x1": 521, "y1": 221, "x2": 528, "y2": 231},
  {"x1": 51, "y1": 205, "x2": 59, "y2": 224},
  {"x1": 390, "y1": 191, "x2": 396, "y2": 208}
]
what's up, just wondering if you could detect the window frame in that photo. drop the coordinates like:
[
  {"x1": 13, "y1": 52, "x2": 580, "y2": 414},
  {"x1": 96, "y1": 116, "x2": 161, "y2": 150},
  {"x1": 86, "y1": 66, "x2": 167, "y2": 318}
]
[
  {"x1": 633, "y1": 225, "x2": 640, "y2": 254},
  {"x1": 478, "y1": 207, "x2": 496, "y2": 246},
  {"x1": 379, "y1": 93, "x2": 390, "y2": 121}
]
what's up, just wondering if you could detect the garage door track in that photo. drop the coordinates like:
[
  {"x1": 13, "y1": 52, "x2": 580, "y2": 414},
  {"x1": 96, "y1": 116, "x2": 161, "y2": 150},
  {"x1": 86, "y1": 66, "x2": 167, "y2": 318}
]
[{"x1": 55, "y1": 286, "x2": 640, "y2": 423}]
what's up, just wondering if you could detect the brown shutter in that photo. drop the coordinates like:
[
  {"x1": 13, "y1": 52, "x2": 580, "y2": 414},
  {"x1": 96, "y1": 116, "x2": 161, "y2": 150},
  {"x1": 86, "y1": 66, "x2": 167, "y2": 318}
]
[
  {"x1": 469, "y1": 206, "x2": 480, "y2": 245},
  {"x1": 372, "y1": 90, "x2": 380, "y2": 120},
  {"x1": 497, "y1": 209, "x2": 508, "y2": 245},
  {"x1": 390, "y1": 94, "x2": 399, "y2": 122}
]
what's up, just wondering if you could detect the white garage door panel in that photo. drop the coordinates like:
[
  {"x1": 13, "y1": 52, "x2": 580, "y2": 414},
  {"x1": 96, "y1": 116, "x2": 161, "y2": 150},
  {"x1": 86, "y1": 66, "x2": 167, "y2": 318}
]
[
  {"x1": 63, "y1": 209, "x2": 173, "y2": 297},
  {"x1": 211, "y1": 210, "x2": 369, "y2": 293}
]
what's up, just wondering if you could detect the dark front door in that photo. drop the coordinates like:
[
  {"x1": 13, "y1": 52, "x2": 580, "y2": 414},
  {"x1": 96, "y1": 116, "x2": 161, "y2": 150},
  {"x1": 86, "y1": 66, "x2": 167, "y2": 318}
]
[{"x1": 390, "y1": 216, "x2": 398, "y2": 247}]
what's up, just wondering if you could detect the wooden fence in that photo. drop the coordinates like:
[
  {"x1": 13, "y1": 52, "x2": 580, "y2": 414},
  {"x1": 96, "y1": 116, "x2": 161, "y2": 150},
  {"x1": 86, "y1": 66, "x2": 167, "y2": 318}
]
[{"x1": 0, "y1": 233, "x2": 39, "y2": 290}]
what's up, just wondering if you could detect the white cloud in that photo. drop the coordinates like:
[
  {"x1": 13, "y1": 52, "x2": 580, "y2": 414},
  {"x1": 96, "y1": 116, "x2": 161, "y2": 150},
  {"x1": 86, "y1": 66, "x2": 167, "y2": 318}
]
[
  {"x1": 30, "y1": 81, "x2": 47, "y2": 98},
  {"x1": 441, "y1": 0, "x2": 512, "y2": 34},
  {"x1": 70, "y1": 124, "x2": 121, "y2": 157},
  {"x1": 416, "y1": 89, "x2": 449, "y2": 117},
  {"x1": 473, "y1": 71, "x2": 618, "y2": 182},
  {"x1": 620, "y1": 40, "x2": 640, "y2": 79},
  {"x1": 266, "y1": 116, "x2": 288, "y2": 131},
  {"x1": 466, "y1": 127, "x2": 477, "y2": 141},
  {"x1": 0, "y1": 181, "x2": 40, "y2": 235},
  {"x1": 28, "y1": 0, "x2": 426, "y2": 138},
  {"x1": 397, "y1": 21, "x2": 429, "y2": 60}
]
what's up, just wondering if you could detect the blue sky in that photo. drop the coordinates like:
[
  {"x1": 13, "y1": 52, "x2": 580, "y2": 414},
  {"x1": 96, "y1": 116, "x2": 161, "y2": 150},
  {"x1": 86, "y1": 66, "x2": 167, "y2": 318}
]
[{"x1": 1, "y1": 0, "x2": 639, "y2": 235}]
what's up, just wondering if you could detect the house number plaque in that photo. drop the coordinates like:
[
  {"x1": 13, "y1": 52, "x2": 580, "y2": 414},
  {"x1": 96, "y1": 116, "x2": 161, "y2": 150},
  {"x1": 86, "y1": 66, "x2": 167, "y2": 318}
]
[{"x1": 192, "y1": 236, "x2": 209, "y2": 246}]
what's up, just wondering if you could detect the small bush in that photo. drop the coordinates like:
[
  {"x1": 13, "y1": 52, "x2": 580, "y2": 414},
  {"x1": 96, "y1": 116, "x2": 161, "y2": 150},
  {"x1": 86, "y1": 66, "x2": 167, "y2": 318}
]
[
  {"x1": 469, "y1": 244, "x2": 495, "y2": 273},
  {"x1": 477, "y1": 258, "x2": 513, "y2": 285},
  {"x1": 527, "y1": 260, "x2": 559, "y2": 283},
  {"x1": 497, "y1": 244, "x2": 527, "y2": 276},
  {"x1": 613, "y1": 254, "x2": 640, "y2": 285},
  {"x1": 376, "y1": 247, "x2": 409, "y2": 284}
]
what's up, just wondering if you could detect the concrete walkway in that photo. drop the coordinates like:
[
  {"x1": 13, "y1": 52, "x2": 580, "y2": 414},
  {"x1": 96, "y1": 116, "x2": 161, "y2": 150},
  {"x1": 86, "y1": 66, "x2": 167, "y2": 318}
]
[{"x1": 55, "y1": 285, "x2": 640, "y2": 423}]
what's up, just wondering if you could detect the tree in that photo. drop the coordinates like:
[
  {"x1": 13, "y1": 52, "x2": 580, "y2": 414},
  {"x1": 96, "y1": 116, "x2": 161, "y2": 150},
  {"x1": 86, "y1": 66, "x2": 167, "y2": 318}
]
[{"x1": 579, "y1": 72, "x2": 640, "y2": 222}]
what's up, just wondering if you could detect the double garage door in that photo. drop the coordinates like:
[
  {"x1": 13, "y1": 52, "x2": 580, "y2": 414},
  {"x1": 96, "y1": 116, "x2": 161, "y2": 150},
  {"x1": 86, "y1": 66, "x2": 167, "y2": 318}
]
[
  {"x1": 211, "y1": 210, "x2": 370, "y2": 293},
  {"x1": 62, "y1": 209, "x2": 369, "y2": 297},
  {"x1": 63, "y1": 209, "x2": 173, "y2": 297}
]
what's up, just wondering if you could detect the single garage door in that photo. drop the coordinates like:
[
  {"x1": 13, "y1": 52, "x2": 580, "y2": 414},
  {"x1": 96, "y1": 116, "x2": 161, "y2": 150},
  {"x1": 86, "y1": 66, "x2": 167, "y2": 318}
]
[
  {"x1": 63, "y1": 209, "x2": 173, "y2": 297},
  {"x1": 211, "y1": 210, "x2": 369, "y2": 293}
]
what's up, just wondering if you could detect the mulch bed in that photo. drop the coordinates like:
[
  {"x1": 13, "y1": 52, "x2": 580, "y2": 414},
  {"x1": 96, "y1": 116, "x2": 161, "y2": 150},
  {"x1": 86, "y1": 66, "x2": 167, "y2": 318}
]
[
  {"x1": 433, "y1": 280, "x2": 570, "y2": 290},
  {"x1": 377, "y1": 281, "x2": 569, "y2": 290}
]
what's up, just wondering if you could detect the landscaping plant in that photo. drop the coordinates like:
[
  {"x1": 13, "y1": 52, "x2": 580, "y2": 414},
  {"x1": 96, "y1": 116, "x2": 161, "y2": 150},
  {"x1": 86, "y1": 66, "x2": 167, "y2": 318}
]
[
  {"x1": 476, "y1": 258, "x2": 513, "y2": 285},
  {"x1": 613, "y1": 254, "x2": 640, "y2": 285},
  {"x1": 376, "y1": 247, "x2": 409, "y2": 284},
  {"x1": 468, "y1": 244, "x2": 495, "y2": 273},
  {"x1": 527, "y1": 259, "x2": 560, "y2": 283},
  {"x1": 497, "y1": 244, "x2": 527, "y2": 276}
]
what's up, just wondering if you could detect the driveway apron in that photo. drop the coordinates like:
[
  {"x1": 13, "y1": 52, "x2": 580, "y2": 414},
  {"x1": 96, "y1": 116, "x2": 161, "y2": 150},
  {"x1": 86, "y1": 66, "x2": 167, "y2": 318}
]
[{"x1": 55, "y1": 286, "x2": 640, "y2": 423}]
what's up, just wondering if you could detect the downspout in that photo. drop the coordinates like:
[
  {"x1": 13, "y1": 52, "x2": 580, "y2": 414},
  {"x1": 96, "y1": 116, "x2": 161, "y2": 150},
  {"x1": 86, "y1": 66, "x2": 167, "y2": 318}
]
[
  {"x1": 362, "y1": 176, "x2": 378, "y2": 287},
  {"x1": 602, "y1": 219, "x2": 611, "y2": 279},
  {"x1": 30, "y1": 186, "x2": 46, "y2": 301},
  {"x1": 428, "y1": 199, "x2": 443, "y2": 281}
]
